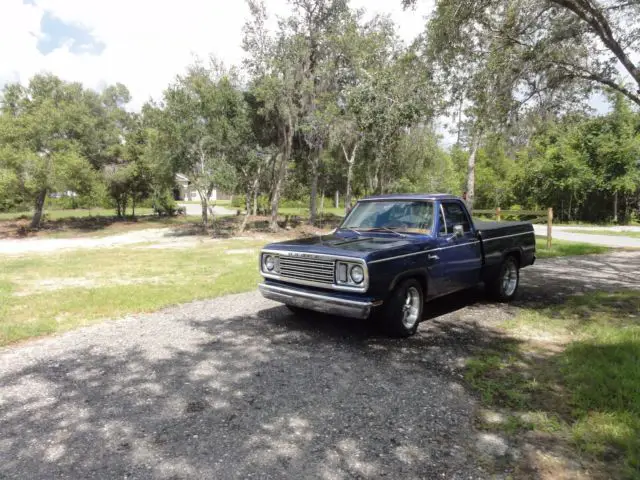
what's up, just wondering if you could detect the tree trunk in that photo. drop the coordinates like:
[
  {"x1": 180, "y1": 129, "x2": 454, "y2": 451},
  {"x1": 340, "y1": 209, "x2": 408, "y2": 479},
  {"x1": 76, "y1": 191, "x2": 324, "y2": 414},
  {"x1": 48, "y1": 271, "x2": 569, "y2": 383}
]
[
  {"x1": 239, "y1": 187, "x2": 252, "y2": 233},
  {"x1": 309, "y1": 155, "x2": 319, "y2": 225},
  {"x1": 345, "y1": 161, "x2": 354, "y2": 215},
  {"x1": 270, "y1": 154, "x2": 285, "y2": 231},
  {"x1": 335, "y1": 190, "x2": 339, "y2": 209},
  {"x1": 613, "y1": 191, "x2": 619, "y2": 223},
  {"x1": 252, "y1": 185, "x2": 259, "y2": 216},
  {"x1": 30, "y1": 189, "x2": 47, "y2": 229},
  {"x1": 466, "y1": 139, "x2": 479, "y2": 213},
  {"x1": 342, "y1": 143, "x2": 358, "y2": 215},
  {"x1": 270, "y1": 122, "x2": 293, "y2": 231},
  {"x1": 132, "y1": 197, "x2": 136, "y2": 217},
  {"x1": 200, "y1": 195, "x2": 209, "y2": 227}
]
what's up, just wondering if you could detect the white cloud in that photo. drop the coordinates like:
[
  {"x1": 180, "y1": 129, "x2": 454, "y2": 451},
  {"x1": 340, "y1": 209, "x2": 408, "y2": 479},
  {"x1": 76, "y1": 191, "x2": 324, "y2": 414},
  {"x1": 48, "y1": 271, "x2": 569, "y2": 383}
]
[{"x1": 0, "y1": 0, "x2": 433, "y2": 110}]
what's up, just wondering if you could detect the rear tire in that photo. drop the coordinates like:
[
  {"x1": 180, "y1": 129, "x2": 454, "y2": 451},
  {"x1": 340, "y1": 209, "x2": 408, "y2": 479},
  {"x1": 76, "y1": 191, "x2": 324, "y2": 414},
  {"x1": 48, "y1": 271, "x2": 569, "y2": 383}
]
[
  {"x1": 378, "y1": 279, "x2": 424, "y2": 338},
  {"x1": 487, "y1": 256, "x2": 520, "y2": 302}
]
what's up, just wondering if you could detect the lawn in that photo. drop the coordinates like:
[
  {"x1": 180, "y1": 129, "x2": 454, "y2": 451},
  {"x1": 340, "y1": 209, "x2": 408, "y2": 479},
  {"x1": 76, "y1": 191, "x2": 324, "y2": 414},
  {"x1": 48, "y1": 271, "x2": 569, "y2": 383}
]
[
  {"x1": 0, "y1": 208, "x2": 155, "y2": 221},
  {"x1": 535, "y1": 236, "x2": 612, "y2": 258},
  {"x1": 279, "y1": 206, "x2": 345, "y2": 217},
  {"x1": 466, "y1": 290, "x2": 640, "y2": 479},
  {"x1": 565, "y1": 229, "x2": 640, "y2": 239},
  {"x1": 0, "y1": 239, "x2": 266, "y2": 346}
]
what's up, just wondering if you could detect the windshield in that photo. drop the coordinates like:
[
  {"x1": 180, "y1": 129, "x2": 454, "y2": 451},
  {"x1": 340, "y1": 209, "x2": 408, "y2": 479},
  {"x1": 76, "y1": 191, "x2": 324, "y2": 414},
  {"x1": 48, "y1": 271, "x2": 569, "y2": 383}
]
[{"x1": 341, "y1": 201, "x2": 435, "y2": 234}]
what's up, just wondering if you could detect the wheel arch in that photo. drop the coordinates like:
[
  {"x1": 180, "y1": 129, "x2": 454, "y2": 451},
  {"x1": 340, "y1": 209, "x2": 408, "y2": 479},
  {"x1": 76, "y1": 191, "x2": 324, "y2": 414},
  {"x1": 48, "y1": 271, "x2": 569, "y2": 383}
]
[
  {"x1": 503, "y1": 248, "x2": 522, "y2": 268},
  {"x1": 388, "y1": 269, "x2": 428, "y2": 298}
]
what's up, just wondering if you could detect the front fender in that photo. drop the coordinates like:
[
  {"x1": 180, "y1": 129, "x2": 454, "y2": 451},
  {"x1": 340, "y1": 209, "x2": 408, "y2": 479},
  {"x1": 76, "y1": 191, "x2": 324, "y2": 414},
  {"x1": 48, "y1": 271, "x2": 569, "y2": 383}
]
[{"x1": 388, "y1": 268, "x2": 429, "y2": 298}]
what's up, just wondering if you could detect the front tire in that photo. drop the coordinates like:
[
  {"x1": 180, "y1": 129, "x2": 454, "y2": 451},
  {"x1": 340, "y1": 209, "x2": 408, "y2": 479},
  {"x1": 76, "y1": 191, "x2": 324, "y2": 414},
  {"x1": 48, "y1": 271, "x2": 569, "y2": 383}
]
[
  {"x1": 379, "y1": 279, "x2": 424, "y2": 337},
  {"x1": 487, "y1": 256, "x2": 520, "y2": 302}
]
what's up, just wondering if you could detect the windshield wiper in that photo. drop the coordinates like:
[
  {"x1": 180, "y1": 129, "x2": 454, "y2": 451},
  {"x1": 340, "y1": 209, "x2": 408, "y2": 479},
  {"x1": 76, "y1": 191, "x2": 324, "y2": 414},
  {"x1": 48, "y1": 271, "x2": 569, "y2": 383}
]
[
  {"x1": 340, "y1": 227, "x2": 362, "y2": 236},
  {"x1": 365, "y1": 227, "x2": 407, "y2": 237}
]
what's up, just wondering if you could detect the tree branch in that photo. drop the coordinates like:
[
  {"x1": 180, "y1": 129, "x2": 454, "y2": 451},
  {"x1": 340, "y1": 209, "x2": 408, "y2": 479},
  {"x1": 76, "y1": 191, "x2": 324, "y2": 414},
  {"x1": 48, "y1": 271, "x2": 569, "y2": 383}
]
[
  {"x1": 555, "y1": 59, "x2": 640, "y2": 105},
  {"x1": 550, "y1": 0, "x2": 640, "y2": 89}
]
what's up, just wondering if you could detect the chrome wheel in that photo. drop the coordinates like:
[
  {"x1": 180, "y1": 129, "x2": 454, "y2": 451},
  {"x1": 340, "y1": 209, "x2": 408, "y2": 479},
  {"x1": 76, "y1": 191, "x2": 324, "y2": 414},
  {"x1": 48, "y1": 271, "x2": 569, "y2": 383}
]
[
  {"x1": 502, "y1": 260, "x2": 518, "y2": 297},
  {"x1": 402, "y1": 286, "x2": 421, "y2": 329}
]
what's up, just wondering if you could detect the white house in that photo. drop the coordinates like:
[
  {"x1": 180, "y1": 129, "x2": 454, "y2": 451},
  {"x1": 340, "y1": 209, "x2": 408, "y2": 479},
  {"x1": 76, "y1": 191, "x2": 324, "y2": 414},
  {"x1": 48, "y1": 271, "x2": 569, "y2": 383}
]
[{"x1": 175, "y1": 173, "x2": 218, "y2": 202}]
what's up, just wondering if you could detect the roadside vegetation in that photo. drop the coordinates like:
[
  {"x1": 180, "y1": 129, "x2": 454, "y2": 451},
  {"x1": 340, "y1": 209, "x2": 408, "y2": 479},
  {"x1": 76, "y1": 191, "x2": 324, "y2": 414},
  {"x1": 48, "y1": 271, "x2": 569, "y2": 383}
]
[
  {"x1": 535, "y1": 237, "x2": 612, "y2": 258},
  {"x1": 466, "y1": 291, "x2": 640, "y2": 479}
]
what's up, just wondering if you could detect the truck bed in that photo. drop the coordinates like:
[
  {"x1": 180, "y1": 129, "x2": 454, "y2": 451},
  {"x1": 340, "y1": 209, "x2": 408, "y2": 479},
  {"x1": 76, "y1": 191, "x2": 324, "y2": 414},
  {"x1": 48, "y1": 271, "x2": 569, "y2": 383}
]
[
  {"x1": 473, "y1": 220, "x2": 533, "y2": 234},
  {"x1": 474, "y1": 220, "x2": 536, "y2": 280}
]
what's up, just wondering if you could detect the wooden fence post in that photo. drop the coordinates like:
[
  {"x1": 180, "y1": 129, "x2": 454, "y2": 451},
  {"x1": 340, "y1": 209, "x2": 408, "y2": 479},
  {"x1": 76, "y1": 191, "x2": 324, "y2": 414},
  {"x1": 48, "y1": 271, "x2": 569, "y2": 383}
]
[
  {"x1": 547, "y1": 207, "x2": 553, "y2": 249},
  {"x1": 495, "y1": 207, "x2": 501, "y2": 222}
]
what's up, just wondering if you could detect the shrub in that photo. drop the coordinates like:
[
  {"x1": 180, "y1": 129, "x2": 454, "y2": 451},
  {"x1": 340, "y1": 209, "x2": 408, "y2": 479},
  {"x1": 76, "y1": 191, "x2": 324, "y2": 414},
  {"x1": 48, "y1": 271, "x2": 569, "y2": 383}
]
[{"x1": 152, "y1": 190, "x2": 178, "y2": 216}]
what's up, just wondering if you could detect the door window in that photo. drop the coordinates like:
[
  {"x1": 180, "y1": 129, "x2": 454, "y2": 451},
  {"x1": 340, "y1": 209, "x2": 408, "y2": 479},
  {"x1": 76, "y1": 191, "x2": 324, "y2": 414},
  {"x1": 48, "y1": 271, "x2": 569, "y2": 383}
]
[{"x1": 441, "y1": 202, "x2": 471, "y2": 233}]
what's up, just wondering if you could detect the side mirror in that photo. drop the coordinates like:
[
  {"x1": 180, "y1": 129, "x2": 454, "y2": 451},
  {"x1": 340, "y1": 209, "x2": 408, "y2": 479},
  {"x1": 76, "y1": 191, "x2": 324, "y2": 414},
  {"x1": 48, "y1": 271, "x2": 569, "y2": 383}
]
[{"x1": 453, "y1": 225, "x2": 464, "y2": 238}]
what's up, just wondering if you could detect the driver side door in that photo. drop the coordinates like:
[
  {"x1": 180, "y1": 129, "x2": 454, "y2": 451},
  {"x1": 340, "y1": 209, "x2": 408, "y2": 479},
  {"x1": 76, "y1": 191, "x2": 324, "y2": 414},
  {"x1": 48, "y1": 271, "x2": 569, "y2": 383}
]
[{"x1": 436, "y1": 201, "x2": 482, "y2": 292}]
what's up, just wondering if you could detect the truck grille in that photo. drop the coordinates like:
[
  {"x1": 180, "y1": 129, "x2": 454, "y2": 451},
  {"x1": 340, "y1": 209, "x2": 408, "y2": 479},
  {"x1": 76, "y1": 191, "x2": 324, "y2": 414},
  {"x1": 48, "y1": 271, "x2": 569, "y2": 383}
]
[{"x1": 278, "y1": 256, "x2": 335, "y2": 285}]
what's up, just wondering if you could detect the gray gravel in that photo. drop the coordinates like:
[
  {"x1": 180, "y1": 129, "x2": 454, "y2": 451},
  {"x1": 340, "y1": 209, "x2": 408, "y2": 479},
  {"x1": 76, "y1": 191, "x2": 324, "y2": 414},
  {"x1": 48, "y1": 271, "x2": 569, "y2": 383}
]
[{"x1": 2, "y1": 251, "x2": 639, "y2": 479}]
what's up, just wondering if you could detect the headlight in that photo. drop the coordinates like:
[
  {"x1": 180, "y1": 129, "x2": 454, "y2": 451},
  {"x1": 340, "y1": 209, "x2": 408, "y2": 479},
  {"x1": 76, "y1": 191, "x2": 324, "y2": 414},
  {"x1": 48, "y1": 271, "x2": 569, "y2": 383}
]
[
  {"x1": 336, "y1": 261, "x2": 366, "y2": 288},
  {"x1": 264, "y1": 255, "x2": 276, "y2": 272},
  {"x1": 350, "y1": 265, "x2": 364, "y2": 284}
]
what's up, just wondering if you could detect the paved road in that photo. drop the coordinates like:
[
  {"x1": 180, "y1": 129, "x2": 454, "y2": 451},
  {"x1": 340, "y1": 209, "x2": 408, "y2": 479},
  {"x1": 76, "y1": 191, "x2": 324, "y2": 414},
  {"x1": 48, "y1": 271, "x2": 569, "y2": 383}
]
[
  {"x1": 1, "y1": 251, "x2": 639, "y2": 479},
  {"x1": 179, "y1": 203, "x2": 238, "y2": 217},
  {"x1": 533, "y1": 224, "x2": 640, "y2": 249}
]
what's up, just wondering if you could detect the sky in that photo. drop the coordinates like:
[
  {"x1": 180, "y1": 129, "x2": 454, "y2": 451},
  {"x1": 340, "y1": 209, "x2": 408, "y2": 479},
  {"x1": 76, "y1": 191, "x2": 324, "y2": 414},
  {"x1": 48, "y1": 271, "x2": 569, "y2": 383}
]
[
  {"x1": 0, "y1": 0, "x2": 614, "y2": 149},
  {"x1": 0, "y1": 0, "x2": 434, "y2": 110}
]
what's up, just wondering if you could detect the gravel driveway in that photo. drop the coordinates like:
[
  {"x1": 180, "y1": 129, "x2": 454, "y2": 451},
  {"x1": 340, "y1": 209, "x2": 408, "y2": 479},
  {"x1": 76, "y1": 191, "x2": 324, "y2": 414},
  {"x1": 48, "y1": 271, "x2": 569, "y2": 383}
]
[{"x1": 2, "y1": 251, "x2": 639, "y2": 479}]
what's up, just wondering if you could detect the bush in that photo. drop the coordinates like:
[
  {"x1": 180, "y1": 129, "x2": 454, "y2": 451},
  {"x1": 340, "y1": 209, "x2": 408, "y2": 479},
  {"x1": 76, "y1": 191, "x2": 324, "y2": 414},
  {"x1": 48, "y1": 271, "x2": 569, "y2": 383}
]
[
  {"x1": 152, "y1": 190, "x2": 179, "y2": 216},
  {"x1": 231, "y1": 195, "x2": 245, "y2": 208}
]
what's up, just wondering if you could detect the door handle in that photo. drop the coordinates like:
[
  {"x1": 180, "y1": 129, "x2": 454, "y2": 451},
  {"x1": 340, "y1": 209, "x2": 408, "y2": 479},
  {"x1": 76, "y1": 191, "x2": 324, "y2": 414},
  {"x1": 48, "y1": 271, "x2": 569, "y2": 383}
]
[{"x1": 428, "y1": 254, "x2": 439, "y2": 261}]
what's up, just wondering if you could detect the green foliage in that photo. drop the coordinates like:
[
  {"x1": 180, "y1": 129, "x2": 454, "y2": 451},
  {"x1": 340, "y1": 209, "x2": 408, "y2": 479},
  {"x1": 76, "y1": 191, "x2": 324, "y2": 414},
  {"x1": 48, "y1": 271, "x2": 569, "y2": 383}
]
[
  {"x1": 513, "y1": 95, "x2": 640, "y2": 222},
  {"x1": 0, "y1": 74, "x2": 132, "y2": 227},
  {"x1": 151, "y1": 189, "x2": 179, "y2": 217}
]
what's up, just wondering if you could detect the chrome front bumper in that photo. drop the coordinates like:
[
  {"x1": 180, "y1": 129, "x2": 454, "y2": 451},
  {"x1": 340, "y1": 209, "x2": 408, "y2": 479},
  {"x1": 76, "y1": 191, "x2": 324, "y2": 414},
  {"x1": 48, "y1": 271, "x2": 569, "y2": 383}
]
[{"x1": 258, "y1": 283, "x2": 377, "y2": 320}]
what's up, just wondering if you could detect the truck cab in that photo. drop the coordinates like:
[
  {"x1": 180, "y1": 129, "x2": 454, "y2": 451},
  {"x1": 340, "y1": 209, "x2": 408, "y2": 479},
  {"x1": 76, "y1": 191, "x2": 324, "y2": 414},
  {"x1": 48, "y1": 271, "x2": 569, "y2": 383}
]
[{"x1": 259, "y1": 194, "x2": 536, "y2": 337}]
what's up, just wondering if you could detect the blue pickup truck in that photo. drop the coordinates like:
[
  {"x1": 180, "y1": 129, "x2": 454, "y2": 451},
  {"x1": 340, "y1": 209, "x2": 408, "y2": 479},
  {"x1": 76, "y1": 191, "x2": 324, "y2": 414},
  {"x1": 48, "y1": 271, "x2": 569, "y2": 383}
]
[{"x1": 258, "y1": 194, "x2": 536, "y2": 337}]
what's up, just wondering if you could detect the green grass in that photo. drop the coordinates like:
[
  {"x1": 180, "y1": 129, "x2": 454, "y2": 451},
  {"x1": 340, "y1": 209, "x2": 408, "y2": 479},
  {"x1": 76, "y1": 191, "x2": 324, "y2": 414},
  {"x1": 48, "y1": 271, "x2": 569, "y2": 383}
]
[
  {"x1": 0, "y1": 208, "x2": 154, "y2": 221},
  {"x1": 278, "y1": 206, "x2": 345, "y2": 217},
  {"x1": 0, "y1": 240, "x2": 266, "y2": 346},
  {"x1": 466, "y1": 291, "x2": 640, "y2": 478},
  {"x1": 564, "y1": 229, "x2": 640, "y2": 239},
  {"x1": 535, "y1": 236, "x2": 612, "y2": 258}
]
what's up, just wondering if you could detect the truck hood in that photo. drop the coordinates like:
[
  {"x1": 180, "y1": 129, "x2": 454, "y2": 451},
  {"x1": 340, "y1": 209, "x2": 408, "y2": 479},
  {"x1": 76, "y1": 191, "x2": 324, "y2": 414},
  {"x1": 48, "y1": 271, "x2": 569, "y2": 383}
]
[{"x1": 263, "y1": 231, "x2": 429, "y2": 260}]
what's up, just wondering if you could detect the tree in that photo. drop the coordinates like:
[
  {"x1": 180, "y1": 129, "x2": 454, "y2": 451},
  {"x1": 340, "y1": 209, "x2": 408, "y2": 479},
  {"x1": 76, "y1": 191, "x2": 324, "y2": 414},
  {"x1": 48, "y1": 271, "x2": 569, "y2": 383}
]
[
  {"x1": 0, "y1": 74, "x2": 107, "y2": 227},
  {"x1": 404, "y1": 0, "x2": 640, "y2": 107},
  {"x1": 581, "y1": 93, "x2": 640, "y2": 221},
  {"x1": 287, "y1": 0, "x2": 349, "y2": 225},
  {"x1": 157, "y1": 59, "x2": 244, "y2": 227},
  {"x1": 243, "y1": 0, "x2": 306, "y2": 230},
  {"x1": 326, "y1": 11, "x2": 401, "y2": 212},
  {"x1": 404, "y1": 0, "x2": 600, "y2": 210}
]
